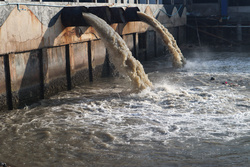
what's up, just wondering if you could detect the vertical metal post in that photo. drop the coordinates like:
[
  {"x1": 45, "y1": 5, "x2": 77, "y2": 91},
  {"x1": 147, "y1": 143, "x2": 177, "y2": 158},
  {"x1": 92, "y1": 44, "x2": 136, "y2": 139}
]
[
  {"x1": 4, "y1": 54, "x2": 13, "y2": 110},
  {"x1": 88, "y1": 41, "x2": 93, "y2": 82},
  {"x1": 39, "y1": 49, "x2": 44, "y2": 99},
  {"x1": 154, "y1": 31, "x2": 157, "y2": 57},
  {"x1": 66, "y1": 45, "x2": 72, "y2": 90}
]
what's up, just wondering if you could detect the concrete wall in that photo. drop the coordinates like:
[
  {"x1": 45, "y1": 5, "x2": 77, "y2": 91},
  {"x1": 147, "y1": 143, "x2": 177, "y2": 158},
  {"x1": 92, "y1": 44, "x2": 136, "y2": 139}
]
[
  {"x1": 43, "y1": 46, "x2": 68, "y2": 98},
  {"x1": 70, "y1": 42, "x2": 89, "y2": 87},
  {"x1": 0, "y1": 55, "x2": 7, "y2": 110},
  {"x1": 0, "y1": 3, "x2": 187, "y2": 110},
  {"x1": 9, "y1": 51, "x2": 42, "y2": 108},
  {"x1": 91, "y1": 39, "x2": 107, "y2": 80}
]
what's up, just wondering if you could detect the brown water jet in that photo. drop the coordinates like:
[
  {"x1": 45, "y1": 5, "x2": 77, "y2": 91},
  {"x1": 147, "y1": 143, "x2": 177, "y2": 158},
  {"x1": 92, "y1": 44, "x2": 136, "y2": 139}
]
[
  {"x1": 82, "y1": 12, "x2": 152, "y2": 90},
  {"x1": 137, "y1": 12, "x2": 186, "y2": 68}
]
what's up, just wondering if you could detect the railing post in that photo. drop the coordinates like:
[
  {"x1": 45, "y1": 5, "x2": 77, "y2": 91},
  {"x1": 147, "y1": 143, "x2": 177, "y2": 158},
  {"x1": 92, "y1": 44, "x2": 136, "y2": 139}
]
[
  {"x1": 66, "y1": 45, "x2": 72, "y2": 90},
  {"x1": 39, "y1": 49, "x2": 44, "y2": 100},
  {"x1": 4, "y1": 54, "x2": 13, "y2": 110},
  {"x1": 88, "y1": 41, "x2": 93, "y2": 82}
]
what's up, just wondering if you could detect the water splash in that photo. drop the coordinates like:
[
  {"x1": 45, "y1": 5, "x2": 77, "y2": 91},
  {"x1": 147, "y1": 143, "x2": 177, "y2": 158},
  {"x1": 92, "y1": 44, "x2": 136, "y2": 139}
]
[
  {"x1": 137, "y1": 12, "x2": 186, "y2": 68},
  {"x1": 0, "y1": 49, "x2": 249, "y2": 167},
  {"x1": 82, "y1": 12, "x2": 152, "y2": 90}
]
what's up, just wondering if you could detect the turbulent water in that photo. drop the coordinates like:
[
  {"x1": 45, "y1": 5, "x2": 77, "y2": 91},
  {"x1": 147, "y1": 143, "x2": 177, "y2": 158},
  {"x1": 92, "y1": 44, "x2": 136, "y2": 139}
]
[
  {"x1": 0, "y1": 47, "x2": 250, "y2": 167},
  {"x1": 82, "y1": 12, "x2": 152, "y2": 90},
  {"x1": 137, "y1": 12, "x2": 186, "y2": 68}
]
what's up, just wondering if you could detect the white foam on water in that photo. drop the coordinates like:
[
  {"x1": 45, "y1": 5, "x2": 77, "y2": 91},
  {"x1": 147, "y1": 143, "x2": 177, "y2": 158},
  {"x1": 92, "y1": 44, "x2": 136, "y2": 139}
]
[{"x1": 0, "y1": 49, "x2": 249, "y2": 166}]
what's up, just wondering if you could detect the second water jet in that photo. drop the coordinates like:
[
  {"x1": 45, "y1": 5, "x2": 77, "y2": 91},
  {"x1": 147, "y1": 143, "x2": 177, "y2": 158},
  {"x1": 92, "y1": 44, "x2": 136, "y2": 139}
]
[{"x1": 137, "y1": 12, "x2": 186, "y2": 68}]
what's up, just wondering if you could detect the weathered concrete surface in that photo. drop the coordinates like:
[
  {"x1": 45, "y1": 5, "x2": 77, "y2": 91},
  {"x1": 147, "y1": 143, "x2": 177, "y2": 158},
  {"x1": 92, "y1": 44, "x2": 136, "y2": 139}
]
[
  {"x1": 0, "y1": 5, "x2": 15, "y2": 27},
  {"x1": 91, "y1": 39, "x2": 107, "y2": 80},
  {"x1": 0, "y1": 5, "x2": 43, "y2": 55},
  {"x1": 9, "y1": 51, "x2": 41, "y2": 108},
  {"x1": 70, "y1": 42, "x2": 89, "y2": 87},
  {"x1": 0, "y1": 55, "x2": 7, "y2": 110},
  {"x1": 0, "y1": 4, "x2": 186, "y2": 55},
  {"x1": 43, "y1": 46, "x2": 68, "y2": 98}
]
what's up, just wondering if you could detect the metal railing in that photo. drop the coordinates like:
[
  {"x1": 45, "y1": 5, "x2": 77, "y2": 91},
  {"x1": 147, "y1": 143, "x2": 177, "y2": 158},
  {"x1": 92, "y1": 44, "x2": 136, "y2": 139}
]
[{"x1": 0, "y1": 0, "x2": 186, "y2": 5}]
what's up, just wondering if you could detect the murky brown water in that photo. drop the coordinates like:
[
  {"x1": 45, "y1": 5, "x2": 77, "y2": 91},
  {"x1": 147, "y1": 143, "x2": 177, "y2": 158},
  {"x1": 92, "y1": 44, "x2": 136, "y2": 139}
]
[{"x1": 0, "y1": 47, "x2": 250, "y2": 167}]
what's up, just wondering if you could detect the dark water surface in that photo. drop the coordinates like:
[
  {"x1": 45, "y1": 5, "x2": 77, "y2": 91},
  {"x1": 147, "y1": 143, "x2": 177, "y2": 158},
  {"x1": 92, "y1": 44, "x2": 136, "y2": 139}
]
[{"x1": 0, "y1": 47, "x2": 250, "y2": 167}]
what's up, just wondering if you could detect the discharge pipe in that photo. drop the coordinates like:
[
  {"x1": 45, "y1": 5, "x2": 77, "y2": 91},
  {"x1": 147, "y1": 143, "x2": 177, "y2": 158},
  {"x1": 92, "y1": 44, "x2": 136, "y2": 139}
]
[
  {"x1": 61, "y1": 6, "x2": 89, "y2": 27},
  {"x1": 61, "y1": 6, "x2": 141, "y2": 27}
]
